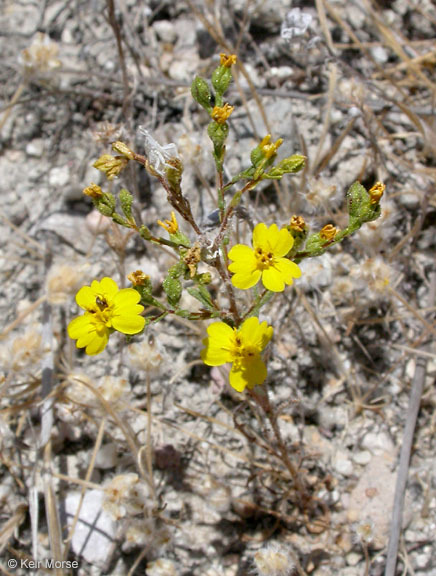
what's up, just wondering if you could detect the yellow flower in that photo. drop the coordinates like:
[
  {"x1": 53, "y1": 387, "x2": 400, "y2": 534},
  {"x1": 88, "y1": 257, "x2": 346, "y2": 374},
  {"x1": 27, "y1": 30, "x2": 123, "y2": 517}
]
[
  {"x1": 127, "y1": 270, "x2": 149, "y2": 287},
  {"x1": 368, "y1": 181, "x2": 385, "y2": 205},
  {"x1": 259, "y1": 134, "x2": 283, "y2": 159},
  {"x1": 157, "y1": 211, "x2": 178, "y2": 234},
  {"x1": 219, "y1": 53, "x2": 237, "y2": 67},
  {"x1": 201, "y1": 317, "x2": 273, "y2": 392},
  {"x1": 228, "y1": 223, "x2": 301, "y2": 292},
  {"x1": 211, "y1": 104, "x2": 234, "y2": 124},
  {"x1": 83, "y1": 183, "x2": 103, "y2": 199},
  {"x1": 68, "y1": 277, "x2": 145, "y2": 355},
  {"x1": 289, "y1": 215, "x2": 306, "y2": 234},
  {"x1": 319, "y1": 224, "x2": 338, "y2": 241},
  {"x1": 93, "y1": 154, "x2": 129, "y2": 180}
]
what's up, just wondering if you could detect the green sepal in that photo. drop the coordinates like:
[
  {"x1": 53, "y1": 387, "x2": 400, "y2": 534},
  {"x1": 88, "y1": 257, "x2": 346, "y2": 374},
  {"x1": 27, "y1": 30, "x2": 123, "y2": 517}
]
[
  {"x1": 346, "y1": 181, "x2": 382, "y2": 229},
  {"x1": 207, "y1": 121, "x2": 229, "y2": 171},
  {"x1": 191, "y1": 76, "x2": 212, "y2": 113},
  {"x1": 163, "y1": 275, "x2": 182, "y2": 307},
  {"x1": 119, "y1": 188, "x2": 133, "y2": 221},
  {"x1": 263, "y1": 155, "x2": 306, "y2": 179},
  {"x1": 111, "y1": 213, "x2": 129, "y2": 227},
  {"x1": 94, "y1": 191, "x2": 116, "y2": 217},
  {"x1": 212, "y1": 66, "x2": 232, "y2": 98},
  {"x1": 139, "y1": 225, "x2": 152, "y2": 240}
]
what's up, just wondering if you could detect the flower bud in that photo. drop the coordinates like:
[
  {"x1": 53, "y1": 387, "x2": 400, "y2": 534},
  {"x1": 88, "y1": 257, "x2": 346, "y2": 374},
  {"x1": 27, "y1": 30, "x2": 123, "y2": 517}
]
[
  {"x1": 112, "y1": 141, "x2": 134, "y2": 160},
  {"x1": 83, "y1": 183, "x2": 103, "y2": 199},
  {"x1": 119, "y1": 188, "x2": 134, "y2": 221},
  {"x1": 212, "y1": 65, "x2": 232, "y2": 98},
  {"x1": 320, "y1": 224, "x2": 338, "y2": 241},
  {"x1": 93, "y1": 154, "x2": 129, "y2": 180},
  {"x1": 191, "y1": 76, "x2": 212, "y2": 113}
]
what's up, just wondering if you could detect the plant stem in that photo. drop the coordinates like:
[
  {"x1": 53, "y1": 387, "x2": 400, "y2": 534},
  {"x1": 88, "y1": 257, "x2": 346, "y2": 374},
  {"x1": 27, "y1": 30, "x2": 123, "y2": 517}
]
[{"x1": 249, "y1": 388, "x2": 309, "y2": 503}]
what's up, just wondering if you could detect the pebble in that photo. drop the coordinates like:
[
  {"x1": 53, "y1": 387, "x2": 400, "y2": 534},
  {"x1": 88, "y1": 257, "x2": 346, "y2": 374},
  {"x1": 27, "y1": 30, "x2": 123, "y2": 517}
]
[
  {"x1": 352, "y1": 450, "x2": 371, "y2": 465},
  {"x1": 26, "y1": 139, "x2": 44, "y2": 157},
  {"x1": 333, "y1": 450, "x2": 354, "y2": 476},
  {"x1": 153, "y1": 20, "x2": 178, "y2": 44},
  {"x1": 370, "y1": 46, "x2": 389, "y2": 64},
  {"x1": 361, "y1": 430, "x2": 396, "y2": 456},
  {"x1": 95, "y1": 443, "x2": 118, "y2": 469},
  {"x1": 49, "y1": 165, "x2": 70, "y2": 187},
  {"x1": 65, "y1": 490, "x2": 117, "y2": 570},
  {"x1": 346, "y1": 552, "x2": 361, "y2": 566}
]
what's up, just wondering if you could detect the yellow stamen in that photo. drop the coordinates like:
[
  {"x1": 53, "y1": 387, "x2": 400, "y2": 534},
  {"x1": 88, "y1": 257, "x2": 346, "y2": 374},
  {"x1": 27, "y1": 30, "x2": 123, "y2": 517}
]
[
  {"x1": 219, "y1": 53, "x2": 237, "y2": 68},
  {"x1": 157, "y1": 211, "x2": 179, "y2": 234},
  {"x1": 369, "y1": 181, "x2": 385, "y2": 205},
  {"x1": 211, "y1": 103, "x2": 234, "y2": 125},
  {"x1": 127, "y1": 270, "x2": 149, "y2": 286},
  {"x1": 83, "y1": 183, "x2": 103, "y2": 199},
  {"x1": 260, "y1": 134, "x2": 283, "y2": 159},
  {"x1": 320, "y1": 224, "x2": 338, "y2": 241},
  {"x1": 289, "y1": 215, "x2": 306, "y2": 233}
]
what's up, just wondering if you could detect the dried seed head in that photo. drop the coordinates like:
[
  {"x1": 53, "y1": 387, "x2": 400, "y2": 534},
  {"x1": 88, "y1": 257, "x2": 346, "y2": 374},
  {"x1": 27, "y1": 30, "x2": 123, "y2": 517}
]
[
  {"x1": 146, "y1": 558, "x2": 177, "y2": 576},
  {"x1": 103, "y1": 473, "x2": 142, "y2": 520},
  {"x1": 253, "y1": 542, "x2": 295, "y2": 576},
  {"x1": 5, "y1": 326, "x2": 43, "y2": 373},
  {"x1": 127, "y1": 336, "x2": 164, "y2": 375},
  {"x1": 353, "y1": 519, "x2": 375, "y2": 545},
  {"x1": 46, "y1": 263, "x2": 86, "y2": 305},
  {"x1": 19, "y1": 32, "x2": 61, "y2": 78}
]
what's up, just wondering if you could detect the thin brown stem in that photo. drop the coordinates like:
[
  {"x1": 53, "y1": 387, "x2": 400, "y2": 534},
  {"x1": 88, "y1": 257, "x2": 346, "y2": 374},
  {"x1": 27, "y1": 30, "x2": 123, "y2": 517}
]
[{"x1": 249, "y1": 388, "x2": 309, "y2": 502}]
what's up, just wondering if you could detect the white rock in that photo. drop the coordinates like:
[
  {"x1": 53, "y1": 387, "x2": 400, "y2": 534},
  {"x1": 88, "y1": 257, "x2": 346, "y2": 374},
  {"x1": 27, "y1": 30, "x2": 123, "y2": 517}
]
[
  {"x1": 49, "y1": 165, "x2": 70, "y2": 187},
  {"x1": 153, "y1": 20, "x2": 178, "y2": 44},
  {"x1": 346, "y1": 455, "x2": 412, "y2": 549},
  {"x1": 346, "y1": 552, "x2": 361, "y2": 566},
  {"x1": 352, "y1": 450, "x2": 371, "y2": 465},
  {"x1": 361, "y1": 430, "x2": 396, "y2": 456},
  {"x1": 64, "y1": 490, "x2": 117, "y2": 570},
  {"x1": 26, "y1": 139, "x2": 44, "y2": 157},
  {"x1": 370, "y1": 46, "x2": 389, "y2": 64},
  {"x1": 95, "y1": 443, "x2": 118, "y2": 469},
  {"x1": 333, "y1": 450, "x2": 353, "y2": 476}
]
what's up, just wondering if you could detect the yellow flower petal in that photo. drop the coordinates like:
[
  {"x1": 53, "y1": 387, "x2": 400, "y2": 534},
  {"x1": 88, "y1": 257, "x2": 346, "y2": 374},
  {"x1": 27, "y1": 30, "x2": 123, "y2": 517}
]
[
  {"x1": 112, "y1": 314, "x2": 145, "y2": 334},
  {"x1": 75, "y1": 286, "x2": 96, "y2": 310},
  {"x1": 68, "y1": 315, "x2": 109, "y2": 355},
  {"x1": 243, "y1": 355, "x2": 268, "y2": 389},
  {"x1": 262, "y1": 266, "x2": 285, "y2": 292},
  {"x1": 229, "y1": 367, "x2": 248, "y2": 392},
  {"x1": 113, "y1": 289, "x2": 144, "y2": 317},
  {"x1": 274, "y1": 258, "x2": 302, "y2": 284},
  {"x1": 68, "y1": 315, "x2": 93, "y2": 339},
  {"x1": 271, "y1": 228, "x2": 294, "y2": 257},
  {"x1": 229, "y1": 356, "x2": 268, "y2": 392},
  {"x1": 252, "y1": 223, "x2": 269, "y2": 248},
  {"x1": 239, "y1": 317, "x2": 273, "y2": 349},
  {"x1": 264, "y1": 223, "x2": 279, "y2": 250},
  {"x1": 99, "y1": 277, "x2": 119, "y2": 299},
  {"x1": 231, "y1": 269, "x2": 262, "y2": 290},
  {"x1": 227, "y1": 244, "x2": 254, "y2": 262},
  {"x1": 201, "y1": 342, "x2": 234, "y2": 366},
  {"x1": 207, "y1": 322, "x2": 234, "y2": 344},
  {"x1": 84, "y1": 331, "x2": 109, "y2": 355}
]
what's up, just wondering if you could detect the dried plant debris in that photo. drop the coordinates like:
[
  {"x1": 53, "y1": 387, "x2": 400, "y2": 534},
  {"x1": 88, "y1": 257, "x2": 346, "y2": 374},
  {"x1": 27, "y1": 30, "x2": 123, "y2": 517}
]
[{"x1": 1, "y1": 1, "x2": 436, "y2": 575}]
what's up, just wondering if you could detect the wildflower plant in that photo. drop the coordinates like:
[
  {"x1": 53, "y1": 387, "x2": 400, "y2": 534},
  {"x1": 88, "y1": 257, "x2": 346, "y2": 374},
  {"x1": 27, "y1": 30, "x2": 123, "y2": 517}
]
[
  {"x1": 69, "y1": 53, "x2": 384, "y2": 518},
  {"x1": 72, "y1": 52, "x2": 383, "y2": 388}
]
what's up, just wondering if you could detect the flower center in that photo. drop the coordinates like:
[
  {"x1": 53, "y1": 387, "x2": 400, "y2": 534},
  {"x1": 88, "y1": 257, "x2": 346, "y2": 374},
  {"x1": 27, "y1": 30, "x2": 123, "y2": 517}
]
[
  {"x1": 87, "y1": 295, "x2": 113, "y2": 326},
  {"x1": 231, "y1": 335, "x2": 258, "y2": 370},
  {"x1": 254, "y1": 247, "x2": 275, "y2": 270}
]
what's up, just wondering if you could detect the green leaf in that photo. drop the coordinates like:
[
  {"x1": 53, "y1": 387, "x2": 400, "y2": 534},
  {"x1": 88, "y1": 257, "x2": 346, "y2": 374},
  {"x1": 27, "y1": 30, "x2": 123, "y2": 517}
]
[
  {"x1": 163, "y1": 275, "x2": 182, "y2": 307},
  {"x1": 187, "y1": 285, "x2": 215, "y2": 311}
]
